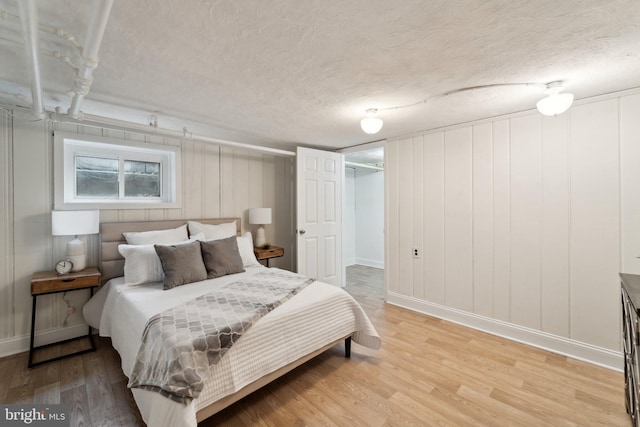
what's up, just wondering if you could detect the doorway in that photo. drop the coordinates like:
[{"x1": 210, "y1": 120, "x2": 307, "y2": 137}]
[{"x1": 343, "y1": 146, "x2": 384, "y2": 300}]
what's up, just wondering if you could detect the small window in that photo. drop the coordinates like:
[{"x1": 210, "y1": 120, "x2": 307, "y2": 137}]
[{"x1": 54, "y1": 132, "x2": 181, "y2": 209}]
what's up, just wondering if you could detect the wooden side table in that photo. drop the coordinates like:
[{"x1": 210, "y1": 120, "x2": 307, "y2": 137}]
[
  {"x1": 29, "y1": 267, "x2": 101, "y2": 368},
  {"x1": 253, "y1": 246, "x2": 284, "y2": 267}
]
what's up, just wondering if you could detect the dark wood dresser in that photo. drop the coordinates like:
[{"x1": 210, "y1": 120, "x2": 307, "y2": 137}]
[{"x1": 621, "y1": 273, "x2": 640, "y2": 425}]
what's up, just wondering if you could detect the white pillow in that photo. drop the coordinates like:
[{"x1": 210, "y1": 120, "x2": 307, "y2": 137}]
[
  {"x1": 118, "y1": 234, "x2": 205, "y2": 286},
  {"x1": 123, "y1": 224, "x2": 188, "y2": 245},
  {"x1": 236, "y1": 232, "x2": 260, "y2": 267},
  {"x1": 188, "y1": 220, "x2": 237, "y2": 240},
  {"x1": 118, "y1": 244, "x2": 164, "y2": 286}
]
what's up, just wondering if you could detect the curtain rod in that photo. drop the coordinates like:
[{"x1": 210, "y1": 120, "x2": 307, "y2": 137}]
[
  {"x1": 345, "y1": 161, "x2": 384, "y2": 171},
  {"x1": 48, "y1": 110, "x2": 296, "y2": 157}
]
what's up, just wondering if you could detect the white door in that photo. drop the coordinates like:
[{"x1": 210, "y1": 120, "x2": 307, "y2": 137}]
[{"x1": 296, "y1": 147, "x2": 344, "y2": 286}]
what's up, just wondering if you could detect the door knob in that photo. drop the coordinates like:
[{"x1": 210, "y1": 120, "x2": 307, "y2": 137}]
[{"x1": 299, "y1": 229, "x2": 306, "y2": 235}]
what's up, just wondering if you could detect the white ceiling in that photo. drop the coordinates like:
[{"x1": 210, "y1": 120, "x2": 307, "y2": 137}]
[{"x1": 0, "y1": 0, "x2": 639, "y2": 152}]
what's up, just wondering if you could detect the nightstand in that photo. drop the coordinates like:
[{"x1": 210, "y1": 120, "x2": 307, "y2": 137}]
[
  {"x1": 253, "y1": 246, "x2": 284, "y2": 267},
  {"x1": 29, "y1": 267, "x2": 101, "y2": 368}
]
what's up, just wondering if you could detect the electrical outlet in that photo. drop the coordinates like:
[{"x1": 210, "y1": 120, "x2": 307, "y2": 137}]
[{"x1": 413, "y1": 248, "x2": 420, "y2": 258}]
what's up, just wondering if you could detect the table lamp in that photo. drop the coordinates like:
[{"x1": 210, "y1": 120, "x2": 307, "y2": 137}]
[
  {"x1": 249, "y1": 208, "x2": 272, "y2": 248},
  {"x1": 51, "y1": 210, "x2": 99, "y2": 272}
]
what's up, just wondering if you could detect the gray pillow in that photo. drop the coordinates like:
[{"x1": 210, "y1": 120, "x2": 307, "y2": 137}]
[
  {"x1": 154, "y1": 241, "x2": 207, "y2": 290},
  {"x1": 200, "y1": 236, "x2": 245, "y2": 279}
]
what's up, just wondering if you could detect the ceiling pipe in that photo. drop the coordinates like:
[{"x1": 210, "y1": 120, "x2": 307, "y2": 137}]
[
  {"x1": 67, "y1": 0, "x2": 113, "y2": 118},
  {"x1": 17, "y1": 0, "x2": 44, "y2": 119},
  {"x1": 49, "y1": 110, "x2": 296, "y2": 157}
]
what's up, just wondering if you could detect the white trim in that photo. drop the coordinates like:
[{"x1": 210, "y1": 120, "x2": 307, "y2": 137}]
[
  {"x1": 354, "y1": 258, "x2": 384, "y2": 269},
  {"x1": 387, "y1": 291, "x2": 623, "y2": 372},
  {"x1": 0, "y1": 323, "x2": 91, "y2": 358}
]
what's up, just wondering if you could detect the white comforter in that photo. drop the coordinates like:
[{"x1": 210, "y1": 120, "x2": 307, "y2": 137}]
[{"x1": 83, "y1": 266, "x2": 380, "y2": 427}]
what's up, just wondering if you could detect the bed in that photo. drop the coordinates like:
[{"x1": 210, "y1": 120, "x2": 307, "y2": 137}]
[{"x1": 83, "y1": 218, "x2": 380, "y2": 426}]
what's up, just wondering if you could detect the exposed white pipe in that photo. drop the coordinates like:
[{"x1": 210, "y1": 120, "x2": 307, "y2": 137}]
[
  {"x1": 0, "y1": 7, "x2": 82, "y2": 52},
  {"x1": 49, "y1": 110, "x2": 296, "y2": 157},
  {"x1": 17, "y1": 0, "x2": 44, "y2": 118},
  {"x1": 67, "y1": 0, "x2": 113, "y2": 118}
]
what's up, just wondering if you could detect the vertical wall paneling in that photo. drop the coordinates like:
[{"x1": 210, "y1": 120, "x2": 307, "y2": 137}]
[
  {"x1": 248, "y1": 152, "x2": 264, "y2": 210},
  {"x1": 12, "y1": 114, "x2": 50, "y2": 337},
  {"x1": 492, "y1": 120, "x2": 511, "y2": 322},
  {"x1": 620, "y1": 94, "x2": 640, "y2": 274},
  {"x1": 443, "y1": 127, "x2": 473, "y2": 311},
  {"x1": 541, "y1": 115, "x2": 570, "y2": 337},
  {"x1": 233, "y1": 150, "x2": 250, "y2": 228},
  {"x1": 220, "y1": 147, "x2": 235, "y2": 218},
  {"x1": 385, "y1": 140, "x2": 400, "y2": 294},
  {"x1": 423, "y1": 132, "x2": 445, "y2": 304},
  {"x1": 397, "y1": 138, "x2": 414, "y2": 296},
  {"x1": 569, "y1": 99, "x2": 620, "y2": 350},
  {"x1": 412, "y1": 136, "x2": 425, "y2": 299},
  {"x1": 183, "y1": 140, "x2": 204, "y2": 219},
  {"x1": 509, "y1": 115, "x2": 543, "y2": 329},
  {"x1": 260, "y1": 154, "x2": 275, "y2": 261},
  {"x1": 0, "y1": 110, "x2": 13, "y2": 339},
  {"x1": 203, "y1": 145, "x2": 221, "y2": 219},
  {"x1": 386, "y1": 90, "x2": 640, "y2": 359},
  {"x1": 472, "y1": 123, "x2": 494, "y2": 317}
]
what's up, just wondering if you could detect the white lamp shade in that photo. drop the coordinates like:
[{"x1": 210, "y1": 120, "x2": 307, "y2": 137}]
[
  {"x1": 536, "y1": 92, "x2": 574, "y2": 116},
  {"x1": 360, "y1": 116, "x2": 383, "y2": 134},
  {"x1": 52, "y1": 210, "x2": 100, "y2": 236},
  {"x1": 249, "y1": 208, "x2": 272, "y2": 225}
]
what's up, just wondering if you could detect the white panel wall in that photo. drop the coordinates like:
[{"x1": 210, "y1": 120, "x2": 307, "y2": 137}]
[
  {"x1": 509, "y1": 115, "x2": 542, "y2": 330},
  {"x1": 472, "y1": 123, "x2": 493, "y2": 318},
  {"x1": 541, "y1": 114, "x2": 570, "y2": 337},
  {"x1": 0, "y1": 112, "x2": 295, "y2": 355},
  {"x1": 354, "y1": 169, "x2": 384, "y2": 269},
  {"x1": 569, "y1": 100, "x2": 620, "y2": 350},
  {"x1": 344, "y1": 168, "x2": 356, "y2": 266},
  {"x1": 0, "y1": 110, "x2": 14, "y2": 340},
  {"x1": 492, "y1": 120, "x2": 511, "y2": 322},
  {"x1": 386, "y1": 91, "x2": 640, "y2": 355},
  {"x1": 444, "y1": 128, "x2": 473, "y2": 312},
  {"x1": 423, "y1": 133, "x2": 445, "y2": 304},
  {"x1": 621, "y1": 94, "x2": 640, "y2": 275}
]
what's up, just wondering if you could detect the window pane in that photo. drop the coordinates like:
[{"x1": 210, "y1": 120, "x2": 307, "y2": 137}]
[
  {"x1": 76, "y1": 156, "x2": 119, "y2": 198},
  {"x1": 124, "y1": 160, "x2": 160, "y2": 198}
]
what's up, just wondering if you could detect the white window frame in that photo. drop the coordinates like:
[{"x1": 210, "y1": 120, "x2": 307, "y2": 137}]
[{"x1": 54, "y1": 132, "x2": 182, "y2": 210}]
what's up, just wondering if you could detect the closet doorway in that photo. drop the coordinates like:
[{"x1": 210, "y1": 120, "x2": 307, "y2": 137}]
[{"x1": 343, "y1": 146, "x2": 384, "y2": 301}]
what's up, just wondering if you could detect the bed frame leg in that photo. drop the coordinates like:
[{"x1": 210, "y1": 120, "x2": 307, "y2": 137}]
[{"x1": 345, "y1": 337, "x2": 351, "y2": 358}]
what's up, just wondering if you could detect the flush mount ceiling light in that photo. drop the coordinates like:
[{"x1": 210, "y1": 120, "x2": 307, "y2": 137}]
[
  {"x1": 360, "y1": 108, "x2": 383, "y2": 134},
  {"x1": 535, "y1": 81, "x2": 574, "y2": 116},
  {"x1": 360, "y1": 80, "x2": 574, "y2": 134}
]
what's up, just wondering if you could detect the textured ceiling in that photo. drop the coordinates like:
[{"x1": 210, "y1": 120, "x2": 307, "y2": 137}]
[{"x1": 0, "y1": 0, "x2": 639, "y2": 151}]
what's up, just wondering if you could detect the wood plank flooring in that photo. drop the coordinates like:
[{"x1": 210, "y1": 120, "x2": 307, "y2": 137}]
[{"x1": 0, "y1": 265, "x2": 628, "y2": 426}]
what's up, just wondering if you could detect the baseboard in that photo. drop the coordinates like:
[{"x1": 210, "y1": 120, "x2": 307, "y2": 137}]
[
  {"x1": 354, "y1": 258, "x2": 384, "y2": 269},
  {"x1": 386, "y1": 292, "x2": 623, "y2": 372},
  {"x1": 0, "y1": 323, "x2": 90, "y2": 359}
]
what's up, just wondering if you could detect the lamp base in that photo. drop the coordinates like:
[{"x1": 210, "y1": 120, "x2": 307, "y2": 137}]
[
  {"x1": 66, "y1": 238, "x2": 87, "y2": 272},
  {"x1": 255, "y1": 226, "x2": 267, "y2": 248}
]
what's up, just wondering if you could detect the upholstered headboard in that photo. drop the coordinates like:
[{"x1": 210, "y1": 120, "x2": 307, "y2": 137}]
[{"x1": 99, "y1": 218, "x2": 241, "y2": 284}]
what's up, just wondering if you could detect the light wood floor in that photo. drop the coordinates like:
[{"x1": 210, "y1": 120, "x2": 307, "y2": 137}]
[{"x1": 0, "y1": 266, "x2": 629, "y2": 426}]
